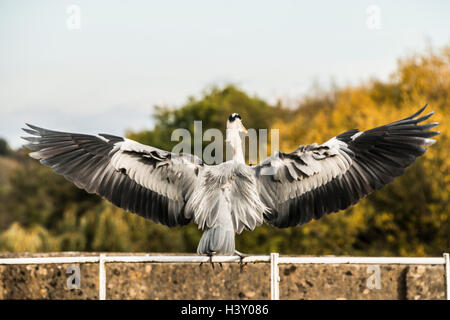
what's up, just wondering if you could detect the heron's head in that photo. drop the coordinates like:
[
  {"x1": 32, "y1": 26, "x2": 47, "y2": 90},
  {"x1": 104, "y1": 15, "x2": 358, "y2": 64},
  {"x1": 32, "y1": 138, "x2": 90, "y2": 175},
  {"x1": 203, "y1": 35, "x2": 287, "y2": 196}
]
[{"x1": 227, "y1": 113, "x2": 247, "y2": 133}]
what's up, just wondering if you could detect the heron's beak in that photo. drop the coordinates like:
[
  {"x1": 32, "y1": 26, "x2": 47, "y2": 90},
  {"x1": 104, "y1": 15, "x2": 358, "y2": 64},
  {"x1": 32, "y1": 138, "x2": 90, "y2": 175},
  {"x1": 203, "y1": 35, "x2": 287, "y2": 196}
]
[{"x1": 241, "y1": 124, "x2": 248, "y2": 134}]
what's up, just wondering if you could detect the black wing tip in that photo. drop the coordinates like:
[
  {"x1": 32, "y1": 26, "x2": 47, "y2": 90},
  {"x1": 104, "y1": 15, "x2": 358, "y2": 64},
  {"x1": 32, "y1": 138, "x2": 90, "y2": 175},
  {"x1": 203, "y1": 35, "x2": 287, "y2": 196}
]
[
  {"x1": 98, "y1": 133, "x2": 125, "y2": 143},
  {"x1": 23, "y1": 123, "x2": 70, "y2": 136},
  {"x1": 434, "y1": 131, "x2": 441, "y2": 136},
  {"x1": 410, "y1": 105, "x2": 440, "y2": 121},
  {"x1": 23, "y1": 123, "x2": 47, "y2": 136},
  {"x1": 20, "y1": 136, "x2": 35, "y2": 141},
  {"x1": 25, "y1": 123, "x2": 40, "y2": 130},
  {"x1": 415, "y1": 111, "x2": 435, "y2": 123},
  {"x1": 21, "y1": 127, "x2": 39, "y2": 134},
  {"x1": 409, "y1": 104, "x2": 428, "y2": 119},
  {"x1": 21, "y1": 126, "x2": 40, "y2": 148}
]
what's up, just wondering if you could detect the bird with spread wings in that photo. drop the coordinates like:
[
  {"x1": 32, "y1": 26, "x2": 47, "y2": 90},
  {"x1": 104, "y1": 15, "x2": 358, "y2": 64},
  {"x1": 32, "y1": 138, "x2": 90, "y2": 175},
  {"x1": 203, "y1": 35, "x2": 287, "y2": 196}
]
[{"x1": 22, "y1": 106, "x2": 439, "y2": 257}]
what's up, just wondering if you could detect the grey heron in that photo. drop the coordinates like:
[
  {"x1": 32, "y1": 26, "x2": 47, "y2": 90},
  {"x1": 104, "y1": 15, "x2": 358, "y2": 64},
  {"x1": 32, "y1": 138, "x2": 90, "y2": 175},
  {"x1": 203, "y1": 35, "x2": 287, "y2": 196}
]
[{"x1": 22, "y1": 106, "x2": 439, "y2": 257}]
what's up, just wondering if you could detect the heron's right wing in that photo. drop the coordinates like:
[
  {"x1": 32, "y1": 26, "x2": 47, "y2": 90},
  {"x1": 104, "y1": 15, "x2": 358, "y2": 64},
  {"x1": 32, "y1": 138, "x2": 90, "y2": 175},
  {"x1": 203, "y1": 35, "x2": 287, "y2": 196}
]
[{"x1": 22, "y1": 125, "x2": 203, "y2": 227}]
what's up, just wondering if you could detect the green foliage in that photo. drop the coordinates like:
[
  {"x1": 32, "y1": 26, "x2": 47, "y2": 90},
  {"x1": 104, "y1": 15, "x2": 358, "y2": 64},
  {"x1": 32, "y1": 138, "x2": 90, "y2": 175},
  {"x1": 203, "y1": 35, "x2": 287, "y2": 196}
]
[
  {"x1": 0, "y1": 150, "x2": 100, "y2": 230},
  {"x1": 127, "y1": 85, "x2": 287, "y2": 152},
  {"x1": 0, "y1": 138, "x2": 10, "y2": 156},
  {"x1": 0, "y1": 48, "x2": 448, "y2": 256}
]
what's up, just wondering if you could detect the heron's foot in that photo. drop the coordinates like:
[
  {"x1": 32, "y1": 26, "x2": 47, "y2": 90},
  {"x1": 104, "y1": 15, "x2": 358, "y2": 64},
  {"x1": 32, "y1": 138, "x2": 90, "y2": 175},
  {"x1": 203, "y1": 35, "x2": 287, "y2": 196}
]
[
  {"x1": 209, "y1": 252, "x2": 223, "y2": 269},
  {"x1": 199, "y1": 252, "x2": 219, "y2": 269},
  {"x1": 234, "y1": 250, "x2": 249, "y2": 270}
]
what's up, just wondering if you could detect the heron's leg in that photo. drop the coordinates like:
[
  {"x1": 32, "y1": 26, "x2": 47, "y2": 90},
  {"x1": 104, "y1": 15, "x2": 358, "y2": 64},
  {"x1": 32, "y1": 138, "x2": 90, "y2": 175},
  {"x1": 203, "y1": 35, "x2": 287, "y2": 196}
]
[
  {"x1": 199, "y1": 252, "x2": 217, "y2": 269},
  {"x1": 199, "y1": 252, "x2": 223, "y2": 269},
  {"x1": 234, "y1": 250, "x2": 250, "y2": 260},
  {"x1": 209, "y1": 251, "x2": 218, "y2": 269},
  {"x1": 234, "y1": 250, "x2": 249, "y2": 270}
]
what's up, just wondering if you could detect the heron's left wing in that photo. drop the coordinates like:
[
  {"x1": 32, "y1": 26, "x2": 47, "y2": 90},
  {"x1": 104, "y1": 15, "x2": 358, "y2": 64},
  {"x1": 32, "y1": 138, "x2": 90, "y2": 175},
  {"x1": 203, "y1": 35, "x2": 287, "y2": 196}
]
[{"x1": 253, "y1": 106, "x2": 439, "y2": 228}]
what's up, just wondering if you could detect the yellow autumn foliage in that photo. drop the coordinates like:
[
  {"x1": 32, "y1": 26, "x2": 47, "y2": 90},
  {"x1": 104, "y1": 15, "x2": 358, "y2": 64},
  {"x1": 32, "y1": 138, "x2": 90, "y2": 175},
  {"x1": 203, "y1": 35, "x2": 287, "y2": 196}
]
[{"x1": 258, "y1": 46, "x2": 449, "y2": 256}]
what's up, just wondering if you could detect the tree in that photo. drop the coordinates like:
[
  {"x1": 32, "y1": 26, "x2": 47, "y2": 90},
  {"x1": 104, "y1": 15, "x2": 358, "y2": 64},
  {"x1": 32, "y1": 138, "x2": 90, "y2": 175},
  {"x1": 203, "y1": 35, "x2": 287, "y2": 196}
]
[
  {"x1": 0, "y1": 138, "x2": 10, "y2": 156},
  {"x1": 127, "y1": 85, "x2": 289, "y2": 153}
]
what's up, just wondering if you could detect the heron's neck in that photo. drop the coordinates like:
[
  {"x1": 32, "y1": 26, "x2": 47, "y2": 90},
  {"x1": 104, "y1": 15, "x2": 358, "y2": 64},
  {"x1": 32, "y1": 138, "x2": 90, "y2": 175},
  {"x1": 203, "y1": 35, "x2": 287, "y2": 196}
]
[{"x1": 226, "y1": 129, "x2": 245, "y2": 163}]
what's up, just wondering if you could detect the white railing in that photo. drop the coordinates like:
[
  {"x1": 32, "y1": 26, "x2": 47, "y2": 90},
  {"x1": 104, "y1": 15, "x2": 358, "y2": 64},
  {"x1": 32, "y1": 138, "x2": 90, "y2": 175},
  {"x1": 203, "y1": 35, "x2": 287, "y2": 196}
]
[{"x1": 1, "y1": 253, "x2": 449, "y2": 300}]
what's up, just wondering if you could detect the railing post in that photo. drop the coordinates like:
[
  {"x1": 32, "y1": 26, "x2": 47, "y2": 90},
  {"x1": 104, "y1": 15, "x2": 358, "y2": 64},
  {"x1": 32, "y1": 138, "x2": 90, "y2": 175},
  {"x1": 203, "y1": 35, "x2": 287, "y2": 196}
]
[
  {"x1": 270, "y1": 252, "x2": 280, "y2": 300},
  {"x1": 444, "y1": 253, "x2": 450, "y2": 300},
  {"x1": 99, "y1": 254, "x2": 106, "y2": 300}
]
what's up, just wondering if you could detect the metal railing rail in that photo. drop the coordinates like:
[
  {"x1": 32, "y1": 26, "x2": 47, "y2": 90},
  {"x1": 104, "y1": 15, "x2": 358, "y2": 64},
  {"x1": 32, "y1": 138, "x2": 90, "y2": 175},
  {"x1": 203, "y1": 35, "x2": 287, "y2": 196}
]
[{"x1": 1, "y1": 253, "x2": 448, "y2": 300}]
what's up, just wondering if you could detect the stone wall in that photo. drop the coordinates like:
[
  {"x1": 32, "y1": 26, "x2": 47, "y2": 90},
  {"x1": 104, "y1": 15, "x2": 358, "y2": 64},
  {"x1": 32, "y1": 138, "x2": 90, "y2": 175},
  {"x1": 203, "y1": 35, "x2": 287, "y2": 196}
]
[{"x1": 0, "y1": 253, "x2": 446, "y2": 300}]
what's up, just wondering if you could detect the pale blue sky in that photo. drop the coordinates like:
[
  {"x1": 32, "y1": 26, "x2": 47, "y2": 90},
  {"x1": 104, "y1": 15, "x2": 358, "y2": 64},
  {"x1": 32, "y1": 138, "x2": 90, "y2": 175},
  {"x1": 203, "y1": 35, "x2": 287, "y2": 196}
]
[{"x1": 1, "y1": 0, "x2": 449, "y2": 148}]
